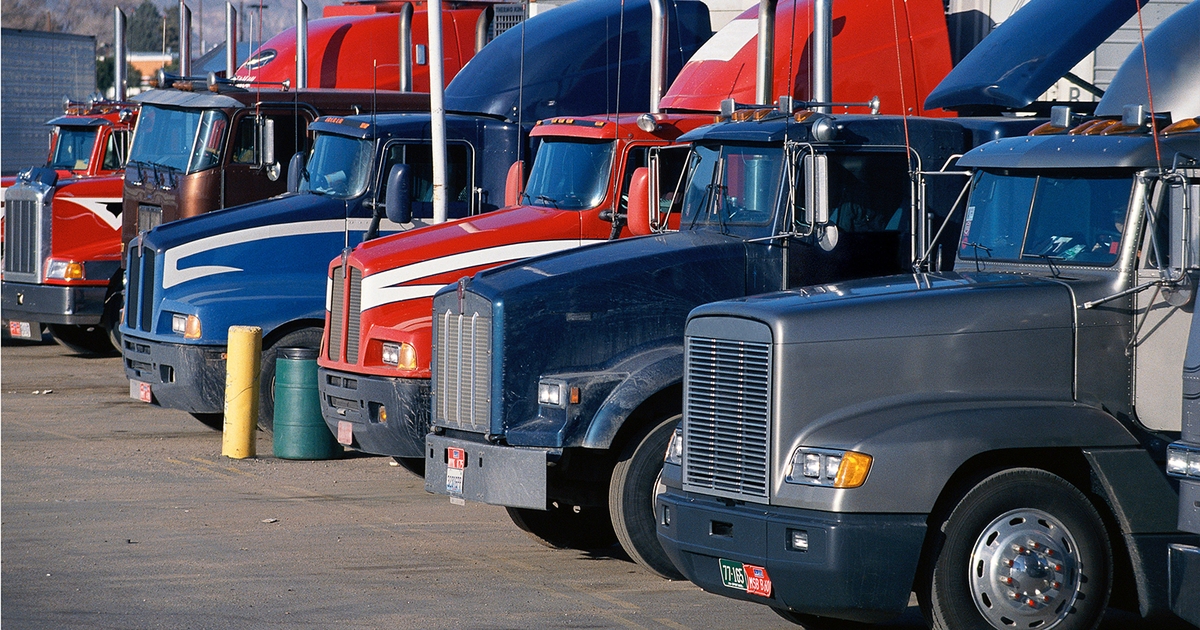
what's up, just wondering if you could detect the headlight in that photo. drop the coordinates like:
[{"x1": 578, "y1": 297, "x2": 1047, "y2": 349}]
[
  {"x1": 171, "y1": 313, "x2": 202, "y2": 339},
  {"x1": 537, "y1": 380, "x2": 566, "y2": 408},
  {"x1": 1167, "y1": 442, "x2": 1200, "y2": 479},
  {"x1": 785, "y1": 447, "x2": 872, "y2": 488},
  {"x1": 381, "y1": 342, "x2": 417, "y2": 370},
  {"x1": 45, "y1": 259, "x2": 84, "y2": 280},
  {"x1": 664, "y1": 427, "x2": 683, "y2": 466}
]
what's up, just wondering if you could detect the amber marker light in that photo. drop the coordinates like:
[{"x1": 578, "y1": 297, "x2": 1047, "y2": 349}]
[{"x1": 833, "y1": 452, "x2": 873, "y2": 488}]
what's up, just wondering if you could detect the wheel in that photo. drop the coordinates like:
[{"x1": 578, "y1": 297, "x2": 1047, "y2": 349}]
[
  {"x1": 48, "y1": 324, "x2": 117, "y2": 356},
  {"x1": 506, "y1": 504, "x2": 617, "y2": 550},
  {"x1": 609, "y1": 413, "x2": 683, "y2": 579},
  {"x1": 101, "y1": 284, "x2": 123, "y2": 351},
  {"x1": 258, "y1": 327, "x2": 323, "y2": 433},
  {"x1": 392, "y1": 456, "x2": 425, "y2": 477},
  {"x1": 772, "y1": 608, "x2": 870, "y2": 629},
  {"x1": 922, "y1": 468, "x2": 1111, "y2": 630},
  {"x1": 190, "y1": 412, "x2": 224, "y2": 431}
]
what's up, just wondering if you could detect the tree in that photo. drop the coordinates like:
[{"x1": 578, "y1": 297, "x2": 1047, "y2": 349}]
[
  {"x1": 126, "y1": 0, "x2": 178, "y2": 53},
  {"x1": 96, "y1": 57, "x2": 145, "y2": 93}
]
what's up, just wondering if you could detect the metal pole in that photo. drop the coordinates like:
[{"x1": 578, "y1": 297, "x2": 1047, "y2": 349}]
[
  {"x1": 755, "y1": 0, "x2": 777, "y2": 105},
  {"x1": 226, "y1": 3, "x2": 238, "y2": 77},
  {"x1": 180, "y1": 1, "x2": 192, "y2": 76},
  {"x1": 649, "y1": 0, "x2": 667, "y2": 113},
  {"x1": 114, "y1": 7, "x2": 127, "y2": 100},
  {"x1": 813, "y1": 0, "x2": 832, "y2": 113},
  {"x1": 398, "y1": 2, "x2": 413, "y2": 92},
  {"x1": 296, "y1": 0, "x2": 308, "y2": 89},
  {"x1": 428, "y1": 0, "x2": 447, "y2": 223}
]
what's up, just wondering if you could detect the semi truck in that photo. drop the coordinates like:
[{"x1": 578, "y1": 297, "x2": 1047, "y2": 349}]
[
  {"x1": 233, "y1": 0, "x2": 490, "y2": 91},
  {"x1": 2, "y1": 99, "x2": 138, "y2": 353},
  {"x1": 314, "y1": 0, "x2": 950, "y2": 474},
  {"x1": 119, "y1": 0, "x2": 713, "y2": 431},
  {"x1": 1168, "y1": 314, "x2": 1200, "y2": 626},
  {"x1": 656, "y1": 3, "x2": 1200, "y2": 626}
]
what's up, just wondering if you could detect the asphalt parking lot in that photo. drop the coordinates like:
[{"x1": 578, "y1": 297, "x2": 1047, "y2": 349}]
[{"x1": 2, "y1": 339, "x2": 1193, "y2": 629}]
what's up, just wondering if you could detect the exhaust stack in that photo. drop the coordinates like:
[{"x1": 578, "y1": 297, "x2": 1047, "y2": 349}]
[
  {"x1": 813, "y1": 0, "x2": 832, "y2": 112},
  {"x1": 398, "y1": 2, "x2": 413, "y2": 92},
  {"x1": 226, "y1": 3, "x2": 238, "y2": 78},
  {"x1": 755, "y1": 0, "x2": 778, "y2": 105},
  {"x1": 296, "y1": 0, "x2": 308, "y2": 89},
  {"x1": 114, "y1": 7, "x2": 127, "y2": 100},
  {"x1": 649, "y1": 0, "x2": 668, "y2": 113},
  {"x1": 179, "y1": 1, "x2": 192, "y2": 76}
]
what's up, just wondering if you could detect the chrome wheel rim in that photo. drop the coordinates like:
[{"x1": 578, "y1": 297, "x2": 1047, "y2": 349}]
[{"x1": 968, "y1": 508, "x2": 1081, "y2": 629}]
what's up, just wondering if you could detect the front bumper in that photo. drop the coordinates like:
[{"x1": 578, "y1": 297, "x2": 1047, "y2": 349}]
[
  {"x1": 656, "y1": 489, "x2": 926, "y2": 624},
  {"x1": 1169, "y1": 480, "x2": 1200, "y2": 626},
  {"x1": 2, "y1": 280, "x2": 105, "y2": 326},
  {"x1": 122, "y1": 332, "x2": 226, "y2": 414},
  {"x1": 425, "y1": 433, "x2": 557, "y2": 510},
  {"x1": 318, "y1": 368, "x2": 430, "y2": 458}
]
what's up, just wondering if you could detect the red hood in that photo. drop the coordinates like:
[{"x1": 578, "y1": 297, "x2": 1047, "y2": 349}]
[
  {"x1": 660, "y1": 0, "x2": 953, "y2": 117},
  {"x1": 47, "y1": 174, "x2": 126, "y2": 270}
]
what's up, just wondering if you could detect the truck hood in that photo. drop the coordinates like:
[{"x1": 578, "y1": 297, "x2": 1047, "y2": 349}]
[
  {"x1": 925, "y1": 0, "x2": 1146, "y2": 110},
  {"x1": 141, "y1": 191, "x2": 337, "y2": 253}
]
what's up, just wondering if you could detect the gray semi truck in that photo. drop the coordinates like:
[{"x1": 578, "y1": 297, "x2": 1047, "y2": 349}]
[{"x1": 656, "y1": 4, "x2": 1200, "y2": 626}]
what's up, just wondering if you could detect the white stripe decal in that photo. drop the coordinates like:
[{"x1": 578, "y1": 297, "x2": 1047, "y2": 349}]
[
  {"x1": 685, "y1": 19, "x2": 755, "y2": 63},
  {"x1": 64, "y1": 197, "x2": 123, "y2": 230},
  {"x1": 360, "y1": 239, "x2": 606, "y2": 311},
  {"x1": 163, "y1": 218, "x2": 379, "y2": 289}
]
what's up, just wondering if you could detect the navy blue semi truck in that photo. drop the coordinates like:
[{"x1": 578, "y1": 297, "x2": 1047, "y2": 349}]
[
  {"x1": 119, "y1": 0, "x2": 714, "y2": 430},
  {"x1": 1168, "y1": 313, "x2": 1200, "y2": 627}
]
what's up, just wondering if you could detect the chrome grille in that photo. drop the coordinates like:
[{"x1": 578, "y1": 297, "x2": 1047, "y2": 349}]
[
  {"x1": 328, "y1": 265, "x2": 344, "y2": 361},
  {"x1": 2, "y1": 187, "x2": 49, "y2": 282},
  {"x1": 138, "y1": 248, "x2": 156, "y2": 332},
  {"x1": 683, "y1": 335, "x2": 771, "y2": 502},
  {"x1": 125, "y1": 246, "x2": 141, "y2": 328},
  {"x1": 434, "y1": 308, "x2": 490, "y2": 432},
  {"x1": 346, "y1": 267, "x2": 362, "y2": 363},
  {"x1": 123, "y1": 243, "x2": 156, "y2": 332}
]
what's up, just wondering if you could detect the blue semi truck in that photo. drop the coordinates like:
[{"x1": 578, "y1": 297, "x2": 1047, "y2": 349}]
[{"x1": 120, "y1": 0, "x2": 713, "y2": 430}]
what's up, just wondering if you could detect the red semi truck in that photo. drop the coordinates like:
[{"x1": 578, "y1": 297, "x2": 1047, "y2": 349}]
[
  {"x1": 1, "y1": 99, "x2": 138, "y2": 352},
  {"x1": 316, "y1": 0, "x2": 954, "y2": 471}
]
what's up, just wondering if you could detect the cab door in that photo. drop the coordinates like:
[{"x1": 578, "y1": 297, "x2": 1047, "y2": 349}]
[{"x1": 223, "y1": 110, "x2": 309, "y2": 208}]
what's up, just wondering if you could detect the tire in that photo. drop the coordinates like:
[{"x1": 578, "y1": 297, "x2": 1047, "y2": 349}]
[
  {"x1": 257, "y1": 327, "x2": 323, "y2": 433},
  {"x1": 923, "y1": 468, "x2": 1112, "y2": 630},
  {"x1": 609, "y1": 413, "x2": 683, "y2": 579},
  {"x1": 190, "y1": 412, "x2": 224, "y2": 431},
  {"x1": 48, "y1": 324, "x2": 117, "y2": 356},
  {"x1": 101, "y1": 285, "x2": 123, "y2": 352},
  {"x1": 506, "y1": 505, "x2": 618, "y2": 550},
  {"x1": 392, "y1": 457, "x2": 425, "y2": 477},
  {"x1": 772, "y1": 608, "x2": 870, "y2": 629}
]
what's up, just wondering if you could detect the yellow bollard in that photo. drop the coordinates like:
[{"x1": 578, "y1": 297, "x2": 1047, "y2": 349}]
[{"x1": 222, "y1": 325, "x2": 262, "y2": 459}]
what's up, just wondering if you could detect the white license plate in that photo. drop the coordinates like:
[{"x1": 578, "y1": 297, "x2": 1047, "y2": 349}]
[
  {"x1": 7, "y1": 321, "x2": 33, "y2": 339},
  {"x1": 446, "y1": 447, "x2": 466, "y2": 495},
  {"x1": 130, "y1": 380, "x2": 152, "y2": 403},
  {"x1": 337, "y1": 420, "x2": 354, "y2": 445}
]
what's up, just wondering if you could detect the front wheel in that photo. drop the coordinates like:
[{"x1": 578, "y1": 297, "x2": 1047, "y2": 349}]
[
  {"x1": 609, "y1": 413, "x2": 683, "y2": 579},
  {"x1": 257, "y1": 327, "x2": 323, "y2": 433},
  {"x1": 923, "y1": 468, "x2": 1112, "y2": 630},
  {"x1": 506, "y1": 505, "x2": 617, "y2": 550}
]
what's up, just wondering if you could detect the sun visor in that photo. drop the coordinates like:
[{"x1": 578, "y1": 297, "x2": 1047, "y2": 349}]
[
  {"x1": 924, "y1": 0, "x2": 1146, "y2": 111},
  {"x1": 1096, "y1": 1, "x2": 1200, "y2": 121},
  {"x1": 443, "y1": 0, "x2": 712, "y2": 122}
]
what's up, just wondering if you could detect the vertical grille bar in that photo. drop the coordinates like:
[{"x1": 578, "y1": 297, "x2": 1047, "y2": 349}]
[
  {"x1": 683, "y1": 336, "x2": 771, "y2": 502},
  {"x1": 346, "y1": 267, "x2": 362, "y2": 363},
  {"x1": 328, "y1": 265, "x2": 344, "y2": 361}
]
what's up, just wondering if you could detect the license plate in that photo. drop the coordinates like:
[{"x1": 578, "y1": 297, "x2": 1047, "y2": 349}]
[
  {"x1": 719, "y1": 558, "x2": 772, "y2": 597},
  {"x1": 8, "y1": 321, "x2": 33, "y2": 338},
  {"x1": 446, "y1": 447, "x2": 466, "y2": 495},
  {"x1": 130, "y1": 380, "x2": 152, "y2": 403},
  {"x1": 337, "y1": 420, "x2": 354, "y2": 445}
]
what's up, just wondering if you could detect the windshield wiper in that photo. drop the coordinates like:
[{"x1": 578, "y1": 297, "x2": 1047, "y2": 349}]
[
  {"x1": 963, "y1": 242, "x2": 992, "y2": 272},
  {"x1": 1034, "y1": 253, "x2": 1062, "y2": 278},
  {"x1": 529, "y1": 194, "x2": 559, "y2": 208}
]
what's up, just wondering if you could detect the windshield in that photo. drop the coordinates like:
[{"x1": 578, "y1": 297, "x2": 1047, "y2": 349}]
[
  {"x1": 299, "y1": 133, "x2": 374, "y2": 199},
  {"x1": 522, "y1": 139, "x2": 615, "y2": 209},
  {"x1": 49, "y1": 127, "x2": 99, "y2": 170},
  {"x1": 679, "y1": 144, "x2": 784, "y2": 228},
  {"x1": 128, "y1": 105, "x2": 228, "y2": 173},
  {"x1": 959, "y1": 169, "x2": 1133, "y2": 265}
]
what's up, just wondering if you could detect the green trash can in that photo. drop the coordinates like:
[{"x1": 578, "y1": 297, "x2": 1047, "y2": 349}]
[{"x1": 273, "y1": 347, "x2": 342, "y2": 460}]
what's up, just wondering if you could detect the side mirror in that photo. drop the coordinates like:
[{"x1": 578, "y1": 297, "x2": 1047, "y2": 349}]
[
  {"x1": 261, "y1": 117, "x2": 276, "y2": 167},
  {"x1": 504, "y1": 160, "x2": 524, "y2": 207},
  {"x1": 626, "y1": 167, "x2": 652, "y2": 236},
  {"x1": 1164, "y1": 179, "x2": 1199, "y2": 306},
  {"x1": 802, "y1": 153, "x2": 829, "y2": 227},
  {"x1": 385, "y1": 163, "x2": 413, "y2": 224},
  {"x1": 286, "y1": 152, "x2": 306, "y2": 193}
]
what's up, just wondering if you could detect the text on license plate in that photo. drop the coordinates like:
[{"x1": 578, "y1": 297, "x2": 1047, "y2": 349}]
[
  {"x1": 130, "y1": 380, "x2": 152, "y2": 403},
  {"x1": 719, "y1": 558, "x2": 772, "y2": 597},
  {"x1": 446, "y1": 447, "x2": 466, "y2": 496},
  {"x1": 8, "y1": 321, "x2": 33, "y2": 338}
]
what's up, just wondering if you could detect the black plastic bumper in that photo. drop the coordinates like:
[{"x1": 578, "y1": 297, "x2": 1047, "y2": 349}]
[
  {"x1": 317, "y1": 368, "x2": 430, "y2": 458},
  {"x1": 2, "y1": 280, "x2": 105, "y2": 326},
  {"x1": 122, "y1": 333, "x2": 226, "y2": 414},
  {"x1": 1170, "y1": 480, "x2": 1200, "y2": 626},
  {"x1": 656, "y1": 489, "x2": 926, "y2": 624}
]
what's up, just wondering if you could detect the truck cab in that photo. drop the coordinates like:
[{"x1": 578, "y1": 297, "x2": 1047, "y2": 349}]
[
  {"x1": 1167, "y1": 309, "x2": 1200, "y2": 626},
  {"x1": 2, "y1": 99, "x2": 138, "y2": 353},
  {"x1": 656, "y1": 4, "x2": 1200, "y2": 624}
]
